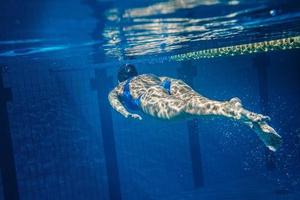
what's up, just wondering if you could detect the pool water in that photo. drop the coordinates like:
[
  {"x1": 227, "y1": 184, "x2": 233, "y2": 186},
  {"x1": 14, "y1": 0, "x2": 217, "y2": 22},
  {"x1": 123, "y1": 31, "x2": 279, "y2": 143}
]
[{"x1": 0, "y1": 0, "x2": 300, "y2": 200}]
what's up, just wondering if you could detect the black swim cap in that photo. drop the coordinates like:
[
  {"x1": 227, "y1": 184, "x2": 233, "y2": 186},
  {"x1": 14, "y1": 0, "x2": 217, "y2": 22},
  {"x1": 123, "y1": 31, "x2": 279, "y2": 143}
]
[{"x1": 117, "y1": 64, "x2": 138, "y2": 82}]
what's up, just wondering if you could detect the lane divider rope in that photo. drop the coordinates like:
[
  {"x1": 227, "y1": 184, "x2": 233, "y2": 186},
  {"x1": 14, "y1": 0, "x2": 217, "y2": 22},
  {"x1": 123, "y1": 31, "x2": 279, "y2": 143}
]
[{"x1": 170, "y1": 36, "x2": 300, "y2": 61}]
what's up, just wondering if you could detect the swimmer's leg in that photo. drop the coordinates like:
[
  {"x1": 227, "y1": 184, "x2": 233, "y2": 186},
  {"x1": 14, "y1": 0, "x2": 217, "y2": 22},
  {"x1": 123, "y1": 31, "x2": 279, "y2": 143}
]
[
  {"x1": 184, "y1": 95, "x2": 282, "y2": 151},
  {"x1": 168, "y1": 79, "x2": 270, "y2": 122},
  {"x1": 158, "y1": 79, "x2": 281, "y2": 151},
  {"x1": 168, "y1": 79, "x2": 240, "y2": 119},
  {"x1": 184, "y1": 95, "x2": 244, "y2": 120}
]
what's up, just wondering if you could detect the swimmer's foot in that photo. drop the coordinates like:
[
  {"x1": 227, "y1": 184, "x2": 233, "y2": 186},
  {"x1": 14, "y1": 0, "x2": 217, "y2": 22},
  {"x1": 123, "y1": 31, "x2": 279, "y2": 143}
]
[
  {"x1": 226, "y1": 98, "x2": 281, "y2": 151},
  {"x1": 249, "y1": 112, "x2": 271, "y2": 122},
  {"x1": 241, "y1": 109, "x2": 271, "y2": 123},
  {"x1": 228, "y1": 97, "x2": 271, "y2": 123},
  {"x1": 252, "y1": 121, "x2": 282, "y2": 152}
]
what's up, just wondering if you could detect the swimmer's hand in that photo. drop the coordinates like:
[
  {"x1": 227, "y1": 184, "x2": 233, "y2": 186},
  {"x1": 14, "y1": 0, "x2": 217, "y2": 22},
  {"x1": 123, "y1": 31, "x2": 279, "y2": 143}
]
[{"x1": 127, "y1": 113, "x2": 142, "y2": 120}]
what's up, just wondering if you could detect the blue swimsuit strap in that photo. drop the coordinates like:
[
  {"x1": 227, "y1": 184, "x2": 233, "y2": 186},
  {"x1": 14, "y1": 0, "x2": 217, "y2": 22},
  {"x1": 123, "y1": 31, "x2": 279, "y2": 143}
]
[
  {"x1": 122, "y1": 78, "x2": 141, "y2": 109},
  {"x1": 123, "y1": 78, "x2": 131, "y2": 97},
  {"x1": 160, "y1": 79, "x2": 171, "y2": 95}
]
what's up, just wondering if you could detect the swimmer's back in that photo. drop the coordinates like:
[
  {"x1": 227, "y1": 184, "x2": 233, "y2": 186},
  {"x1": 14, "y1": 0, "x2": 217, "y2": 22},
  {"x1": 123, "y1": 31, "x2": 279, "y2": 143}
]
[{"x1": 120, "y1": 74, "x2": 163, "y2": 99}]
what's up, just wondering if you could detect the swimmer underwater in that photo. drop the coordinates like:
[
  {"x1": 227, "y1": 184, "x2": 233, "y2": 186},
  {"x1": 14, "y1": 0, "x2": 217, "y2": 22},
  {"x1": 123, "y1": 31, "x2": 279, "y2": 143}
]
[{"x1": 108, "y1": 64, "x2": 282, "y2": 151}]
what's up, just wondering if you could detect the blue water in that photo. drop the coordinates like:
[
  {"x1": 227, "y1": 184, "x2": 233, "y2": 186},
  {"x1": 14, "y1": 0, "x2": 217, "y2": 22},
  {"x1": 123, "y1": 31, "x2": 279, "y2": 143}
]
[{"x1": 0, "y1": 0, "x2": 300, "y2": 200}]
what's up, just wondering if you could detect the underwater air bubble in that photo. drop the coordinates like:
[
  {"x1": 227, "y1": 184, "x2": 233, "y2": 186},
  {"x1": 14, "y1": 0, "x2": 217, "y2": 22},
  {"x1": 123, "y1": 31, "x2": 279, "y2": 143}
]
[{"x1": 270, "y1": 9, "x2": 277, "y2": 16}]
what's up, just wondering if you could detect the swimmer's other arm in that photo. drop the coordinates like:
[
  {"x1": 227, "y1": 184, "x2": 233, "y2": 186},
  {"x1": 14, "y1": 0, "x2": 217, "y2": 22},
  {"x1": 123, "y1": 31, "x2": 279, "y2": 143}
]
[{"x1": 108, "y1": 86, "x2": 142, "y2": 120}]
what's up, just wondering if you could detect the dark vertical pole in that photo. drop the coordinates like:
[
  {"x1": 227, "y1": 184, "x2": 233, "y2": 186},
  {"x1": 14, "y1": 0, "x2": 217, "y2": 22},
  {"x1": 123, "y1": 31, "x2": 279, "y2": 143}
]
[
  {"x1": 0, "y1": 68, "x2": 19, "y2": 200},
  {"x1": 253, "y1": 55, "x2": 276, "y2": 170},
  {"x1": 177, "y1": 63, "x2": 204, "y2": 188},
  {"x1": 82, "y1": 1, "x2": 121, "y2": 199},
  {"x1": 91, "y1": 68, "x2": 122, "y2": 200}
]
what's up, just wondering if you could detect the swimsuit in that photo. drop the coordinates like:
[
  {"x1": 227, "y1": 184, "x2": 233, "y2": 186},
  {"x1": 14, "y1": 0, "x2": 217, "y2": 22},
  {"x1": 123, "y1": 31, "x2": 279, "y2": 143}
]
[{"x1": 120, "y1": 77, "x2": 171, "y2": 110}]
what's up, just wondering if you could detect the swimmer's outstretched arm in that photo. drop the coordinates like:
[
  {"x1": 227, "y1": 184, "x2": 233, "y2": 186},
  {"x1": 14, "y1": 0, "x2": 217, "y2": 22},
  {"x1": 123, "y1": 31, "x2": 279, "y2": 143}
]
[{"x1": 108, "y1": 85, "x2": 142, "y2": 120}]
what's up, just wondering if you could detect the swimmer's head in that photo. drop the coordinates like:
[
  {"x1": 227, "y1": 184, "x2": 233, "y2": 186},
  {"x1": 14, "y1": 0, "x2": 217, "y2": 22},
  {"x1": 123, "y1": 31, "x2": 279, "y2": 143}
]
[{"x1": 118, "y1": 64, "x2": 138, "y2": 82}]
